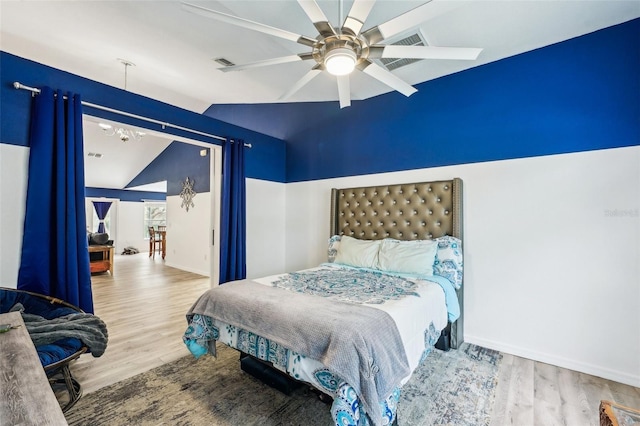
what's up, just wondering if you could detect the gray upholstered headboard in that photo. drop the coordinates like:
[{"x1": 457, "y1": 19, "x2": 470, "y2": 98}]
[{"x1": 330, "y1": 178, "x2": 464, "y2": 349}]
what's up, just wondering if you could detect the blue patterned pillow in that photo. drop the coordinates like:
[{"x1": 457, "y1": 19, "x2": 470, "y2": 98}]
[
  {"x1": 328, "y1": 235, "x2": 341, "y2": 262},
  {"x1": 433, "y1": 236, "x2": 463, "y2": 289}
]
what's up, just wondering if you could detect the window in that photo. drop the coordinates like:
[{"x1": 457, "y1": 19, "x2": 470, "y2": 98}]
[
  {"x1": 144, "y1": 202, "x2": 167, "y2": 238},
  {"x1": 91, "y1": 208, "x2": 111, "y2": 234}
]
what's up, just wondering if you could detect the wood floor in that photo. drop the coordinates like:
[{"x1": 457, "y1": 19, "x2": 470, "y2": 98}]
[
  {"x1": 73, "y1": 254, "x2": 640, "y2": 425},
  {"x1": 73, "y1": 254, "x2": 210, "y2": 394}
]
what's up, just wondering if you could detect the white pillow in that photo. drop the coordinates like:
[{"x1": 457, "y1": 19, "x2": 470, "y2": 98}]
[
  {"x1": 334, "y1": 235, "x2": 381, "y2": 269},
  {"x1": 377, "y1": 238, "x2": 438, "y2": 276}
]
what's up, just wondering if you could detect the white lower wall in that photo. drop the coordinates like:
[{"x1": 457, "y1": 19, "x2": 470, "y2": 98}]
[
  {"x1": 0, "y1": 144, "x2": 28, "y2": 288},
  {"x1": 246, "y1": 178, "x2": 286, "y2": 279},
  {"x1": 166, "y1": 192, "x2": 212, "y2": 276},
  {"x1": 116, "y1": 201, "x2": 147, "y2": 254},
  {"x1": 284, "y1": 146, "x2": 640, "y2": 387}
]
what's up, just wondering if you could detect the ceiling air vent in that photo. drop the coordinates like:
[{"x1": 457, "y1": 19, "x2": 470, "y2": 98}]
[
  {"x1": 378, "y1": 32, "x2": 426, "y2": 71},
  {"x1": 213, "y1": 57, "x2": 236, "y2": 67}
]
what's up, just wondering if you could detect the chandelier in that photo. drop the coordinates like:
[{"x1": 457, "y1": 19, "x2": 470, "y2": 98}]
[
  {"x1": 99, "y1": 123, "x2": 145, "y2": 142},
  {"x1": 95, "y1": 60, "x2": 146, "y2": 142}
]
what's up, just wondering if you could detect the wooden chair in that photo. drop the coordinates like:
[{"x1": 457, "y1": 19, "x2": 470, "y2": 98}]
[
  {"x1": 148, "y1": 226, "x2": 163, "y2": 258},
  {"x1": 156, "y1": 225, "x2": 167, "y2": 259}
]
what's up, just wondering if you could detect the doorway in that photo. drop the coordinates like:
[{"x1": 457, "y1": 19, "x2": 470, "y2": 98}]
[{"x1": 82, "y1": 115, "x2": 221, "y2": 285}]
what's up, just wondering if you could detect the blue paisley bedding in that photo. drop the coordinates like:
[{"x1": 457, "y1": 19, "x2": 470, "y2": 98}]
[
  {"x1": 272, "y1": 267, "x2": 420, "y2": 304},
  {"x1": 300, "y1": 263, "x2": 460, "y2": 322},
  {"x1": 183, "y1": 264, "x2": 456, "y2": 426}
]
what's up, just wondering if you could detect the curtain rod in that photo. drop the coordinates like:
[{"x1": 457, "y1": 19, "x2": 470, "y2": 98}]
[{"x1": 13, "y1": 82, "x2": 252, "y2": 148}]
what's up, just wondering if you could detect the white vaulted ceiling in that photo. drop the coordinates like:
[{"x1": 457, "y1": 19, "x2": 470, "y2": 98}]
[{"x1": 82, "y1": 116, "x2": 172, "y2": 190}]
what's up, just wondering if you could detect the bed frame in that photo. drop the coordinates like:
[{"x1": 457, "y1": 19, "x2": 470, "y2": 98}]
[{"x1": 330, "y1": 178, "x2": 464, "y2": 349}]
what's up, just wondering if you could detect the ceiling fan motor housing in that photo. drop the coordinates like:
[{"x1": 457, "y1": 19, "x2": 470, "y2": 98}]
[{"x1": 313, "y1": 34, "x2": 367, "y2": 69}]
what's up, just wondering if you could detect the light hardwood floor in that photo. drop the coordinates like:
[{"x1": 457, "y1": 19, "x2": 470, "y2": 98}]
[
  {"x1": 73, "y1": 254, "x2": 640, "y2": 425},
  {"x1": 73, "y1": 253, "x2": 210, "y2": 394}
]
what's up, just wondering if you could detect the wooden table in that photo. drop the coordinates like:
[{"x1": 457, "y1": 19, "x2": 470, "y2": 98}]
[
  {"x1": 0, "y1": 311, "x2": 68, "y2": 425},
  {"x1": 89, "y1": 245, "x2": 115, "y2": 275}
]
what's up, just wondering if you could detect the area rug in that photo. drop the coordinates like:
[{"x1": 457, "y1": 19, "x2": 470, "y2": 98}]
[{"x1": 65, "y1": 343, "x2": 501, "y2": 426}]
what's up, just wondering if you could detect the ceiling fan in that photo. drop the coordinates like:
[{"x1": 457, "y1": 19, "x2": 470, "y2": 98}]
[{"x1": 182, "y1": 0, "x2": 482, "y2": 109}]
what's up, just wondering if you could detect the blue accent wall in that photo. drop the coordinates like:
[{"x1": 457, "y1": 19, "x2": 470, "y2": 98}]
[
  {"x1": 0, "y1": 52, "x2": 287, "y2": 183},
  {"x1": 126, "y1": 141, "x2": 210, "y2": 196},
  {"x1": 3, "y1": 19, "x2": 638, "y2": 185},
  {"x1": 85, "y1": 187, "x2": 166, "y2": 202},
  {"x1": 204, "y1": 101, "x2": 350, "y2": 141},
  {"x1": 206, "y1": 18, "x2": 640, "y2": 183}
]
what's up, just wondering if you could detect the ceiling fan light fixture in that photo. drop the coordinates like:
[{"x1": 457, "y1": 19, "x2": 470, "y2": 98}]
[{"x1": 325, "y1": 48, "x2": 357, "y2": 76}]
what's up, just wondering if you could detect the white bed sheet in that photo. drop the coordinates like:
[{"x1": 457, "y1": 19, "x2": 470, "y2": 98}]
[{"x1": 251, "y1": 263, "x2": 449, "y2": 382}]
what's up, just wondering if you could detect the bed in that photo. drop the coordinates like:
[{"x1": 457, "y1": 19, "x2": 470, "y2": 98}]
[{"x1": 183, "y1": 178, "x2": 464, "y2": 426}]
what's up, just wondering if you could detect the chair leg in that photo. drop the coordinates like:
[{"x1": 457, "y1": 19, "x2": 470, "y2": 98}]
[{"x1": 49, "y1": 364, "x2": 83, "y2": 412}]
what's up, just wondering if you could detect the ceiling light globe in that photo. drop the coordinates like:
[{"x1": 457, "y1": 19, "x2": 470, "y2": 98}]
[{"x1": 325, "y1": 48, "x2": 357, "y2": 76}]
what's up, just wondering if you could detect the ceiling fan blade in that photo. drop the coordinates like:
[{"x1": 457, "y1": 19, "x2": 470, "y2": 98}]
[
  {"x1": 219, "y1": 54, "x2": 312, "y2": 73},
  {"x1": 279, "y1": 68, "x2": 323, "y2": 100},
  {"x1": 337, "y1": 75, "x2": 351, "y2": 109},
  {"x1": 342, "y1": 0, "x2": 375, "y2": 36},
  {"x1": 181, "y1": 1, "x2": 316, "y2": 47},
  {"x1": 362, "y1": 0, "x2": 444, "y2": 44},
  {"x1": 297, "y1": 0, "x2": 336, "y2": 37},
  {"x1": 370, "y1": 45, "x2": 482, "y2": 61},
  {"x1": 359, "y1": 60, "x2": 417, "y2": 97}
]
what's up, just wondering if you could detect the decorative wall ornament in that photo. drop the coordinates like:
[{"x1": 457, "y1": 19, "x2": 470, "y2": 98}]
[{"x1": 180, "y1": 177, "x2": 196, "y2": 212}]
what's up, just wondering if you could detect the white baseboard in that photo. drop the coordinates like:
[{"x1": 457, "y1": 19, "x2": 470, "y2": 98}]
[
  {"x1": 164, "y1": 261, "x2": 210, "y2": 278},
  {"x1": 465, "y1": 335, "x2": 640, "y2": 388}
]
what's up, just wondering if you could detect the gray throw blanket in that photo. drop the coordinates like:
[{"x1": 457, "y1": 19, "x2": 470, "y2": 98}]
[
  {"x1": 11, "y1": 303, "x2": 109, "y2": 357},
  {"x1": 187, "y1": 280, "x2": 410, "y2": 425}
]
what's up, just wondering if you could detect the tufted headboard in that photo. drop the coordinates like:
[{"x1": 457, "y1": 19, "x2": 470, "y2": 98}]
[{"x1": 330, "y1": 178, "x2": 464, "y2": 349}]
